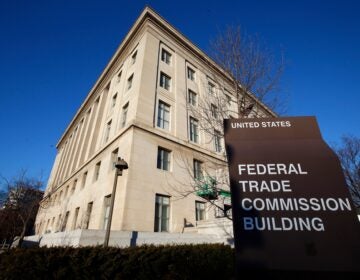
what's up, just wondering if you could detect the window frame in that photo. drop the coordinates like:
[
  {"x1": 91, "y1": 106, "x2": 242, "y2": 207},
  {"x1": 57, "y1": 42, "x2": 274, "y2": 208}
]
[
  {"x1": 157, "y1": 147, "x2": 171, "y2": 171},
  {"x1": 189, "y1": 117, "x2": 199, "y2": 143},
  {"x1": 187, "y1": 67, "x2": 195, "y2": 81},
  {"x1": 104, "y1": 120, "x2": 112, "y2": 143},
  {"x1": 193, "y1": 159, "x2": 203, "y2": 180},
  {"x1": 121, "y1": 103, "x2": 129, "y2": 128},
  {"x1": 94, "y1": 161, "x2": 101, "y2": 181},
  {"x1": 208, "y1": 82, "x2": 215, "y2": 95},
  {"x1": 127, "y1": 74, "x2": 134, "y2": 90},
  {"x1": 131, "y1": 50, "x2": 137, "y2": 64},
  {"x1": 154, "y1": 194, "x2": 170, "y2": 232},
  {"x1": 195, "y1": 201, "x2": 206, "y2": 221},
  {"x1": 157, "y1": 101, "x2": 170, "y2": 130},
  {"x1": 161, "y1": 49, "x2": 172, "y2": 65},
  {"x1": 188, "y1": 89, "x2": 197, "y2": 106},
  {"x1": 160, "y1": 72, "x2": 171, "y2": 91},
  {"x1": 214, "y1": 130, "x2": 222, "y2": 152}
]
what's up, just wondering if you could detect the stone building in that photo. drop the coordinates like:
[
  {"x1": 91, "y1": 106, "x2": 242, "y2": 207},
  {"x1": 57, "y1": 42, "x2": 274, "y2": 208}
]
[{"x1": 34, "y1": 7, "x2": 273, "y2": 244}]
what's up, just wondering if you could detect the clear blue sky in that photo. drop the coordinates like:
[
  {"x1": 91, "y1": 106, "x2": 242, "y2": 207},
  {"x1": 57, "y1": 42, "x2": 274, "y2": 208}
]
[{"x1": 0, "y1": 0, "x2": 359, "y2": 186}]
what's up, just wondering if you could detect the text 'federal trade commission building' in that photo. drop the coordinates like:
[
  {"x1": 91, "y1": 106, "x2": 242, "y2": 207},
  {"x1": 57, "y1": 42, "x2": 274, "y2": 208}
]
[{"x1": 34, "y1": 7, "x2": 273, "y2": 244}]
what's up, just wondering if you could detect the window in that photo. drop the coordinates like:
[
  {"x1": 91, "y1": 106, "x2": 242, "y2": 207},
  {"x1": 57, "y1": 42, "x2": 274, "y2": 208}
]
[
  {"x1": 127, "y1": 74, "x2": 134, "y2": 90},
  {"x1": 214, "y1": 130, "x2": 222, "y2": 152},
  {"x1": 65, "y1": 185, "x2": 69, "y2": 198},
  {"x1": 131, "y1": 51, "x2": 137, "y2": 64},
  {"x1": 161, "y1": 49, "x2": 171, "y2": 64},
  {"x1": 61, "y1": 211, "x2": 70, "y2": 232},
  {"x1": 160, "y1": 72, "x2": 171, "y2": 90},
  {"x1": 157, "y1": 147, "x2": 171, "y2": 171},
  {"x1": 189, "y1": 117, "x2": 199, "y2": 143},
  {"x1": 81, "y1": 172, "x2": 87, "y2": 189},
  {"x1": 157, "y1": 101, "x2": 170, "y2": 130},
  {"x1": 117, "y1": 70, "x2": 122, "y2": 83},
  {"x1": 94, "y1": 161, "x2": 101, "y2": 181},
  {"x1": 71, "y1": 179, "x2": 77, "y2": 194},
  {"x1": 211, "y1": 104, "x2": 217, "y2": 118},
  {"x1": 103, "y1": 195, "x2": 111, "y2": 230},
  {"x1": 196, "y1": 201, "x2": 205, "y2": 221},
  {"x1": 111, "y1": 148, "x2": 119, "y2": 170},
  {"x1": 56, "y1": 214, "x2": 62, "y2": 231},
  {"x1": 225, "y1": 94, "x2": 231, "y2": 106},
  {"x1": 188, "y1": 90, "x2": 197, "y2": 106},
  {"x1": 193, "y1": 159, "x2": 203, "y2": 180},
  {"x1": 187, "y1": 67, "x2": 195, "y2": 81},
  {"x1": 154, "y1": 194, "x2": 170, "y2": 232},
  {"x1": 84, "y1": 202, "x2": 93, "y2": 229},
  {"x1": 104, "y1": 120, "x2": 112, "y2": 143},
  {"x1": 72, "y1": 207, "x2": 80, "y2": 230},
  {"x1": 51, "y1": 217, "x2": 55, "y2": 231},
  {"x1": 208, "y1": 82, "x2": 215, "y2": 95},
  {"x1": 111, "y1": 94, "x2": 117, "y2": 109},
  {"x1": 121, "y1": 103, "x2": 129, "y2": 128}
]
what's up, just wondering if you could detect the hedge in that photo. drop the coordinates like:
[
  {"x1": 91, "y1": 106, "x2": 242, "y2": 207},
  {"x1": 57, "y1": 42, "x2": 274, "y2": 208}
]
[{"x1": 0, "y1": 244, "x2": 235, "y2": 280}]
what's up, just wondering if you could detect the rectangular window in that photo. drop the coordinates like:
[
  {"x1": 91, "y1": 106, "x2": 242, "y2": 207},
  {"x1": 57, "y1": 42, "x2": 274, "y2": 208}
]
[
  {"x1": 154, "y1": 194, "x2": 170, "y2": 232},
  {"x1": 72, "y1": 207, "x2": 80, "y2": 230},
  {"x1": 65, "y1": 185, "x2": 69, "y2": 198},
  {"x1": 111, "y1": 94, "x2": 117, "y2": 108},
  {"x1": 103, "y1": 195, "x2": 111, "y2": 230},
  {"x1": 81, "y1": 172, "x2": 87, "y2": 189},
  {"x1": 160, "y1": 72, "x2": 171, "y2": 90},
  {"x1": 193, "y1": 159, "x2": 203, "y2": 180},
  {"x1": 189, "y1": 117, "x2": 199, "y2": 143},
  {"x1": 157, "y1": 101, "x2": 170, "y2": 130},
  {"x1": 161, "y1": 49, "x2": 171, "y2": 64},
  {"x1": 56, "y1": 214, "x2": 62, "y2": 231},
  {"x1": 187, "y1": 67, "x2": 195, "y2": 81},
  {"x1": 195, "y1": 201, "x2": 205, "y2": 221},
  {"x1": 111, "y1": 148, "x2": 119, "y2": 170},
  {"x1": 104, "y1": 120, "x2": 112, "y2": 143},
  {"x1": 214, "y1": 130, "x2": 222, "y2": 152},
  {"x1": 61, "y1": 211, "x2": 70, "y2": 232},
  {"x1": 121, "y1": 103, "x2": 129, "y2": 128},
  {"x1": 208, "y1": 82, "x2": 215, "y2": 95},
  {"x1": 72, "y1": 179, "x2": 77, "y2": 194},
  {"x1": 94, "y1": 161, "x2": 101, "y2": 181},
  {"x1": 131, "y1": 51, "x2": 137, "y2": 64},
  {"x1": 211, "y1": 104, "x2": 218, "y2": 118},
  {"x1": 225, "y1": 94, "x2": 231, "y2": 106},
  {"x1": 188, "y1": 90, "x2": 197, "y2": 106},
  {"x1": 127, "y1": 74, "x2": 134, "y2": 90},
  {"x1": 157, "y1": 147, "x2": 171, "y2": 171},
  {"x1": 84, "y1": 202, "x2": 93, "y2": 229},
  {"x1": 117, "y1": 70, "x2": 122, "y2": 83}
]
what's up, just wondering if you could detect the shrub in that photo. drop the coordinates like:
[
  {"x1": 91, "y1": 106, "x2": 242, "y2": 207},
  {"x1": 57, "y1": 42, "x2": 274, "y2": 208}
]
[{"x1": 0, "y1": 244, "x2": 235, "y2": 280}]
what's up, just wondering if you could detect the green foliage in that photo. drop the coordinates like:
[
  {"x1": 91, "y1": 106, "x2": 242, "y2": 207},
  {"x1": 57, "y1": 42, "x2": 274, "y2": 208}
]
[{"x1": 0, "y1": 244, "x2": 235, "y2": 280}]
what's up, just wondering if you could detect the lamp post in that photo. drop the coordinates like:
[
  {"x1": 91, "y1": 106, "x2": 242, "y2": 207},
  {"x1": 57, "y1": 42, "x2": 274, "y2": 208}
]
[{"x1": 104, "y1": 157, "x2": 128, "y2": 247}]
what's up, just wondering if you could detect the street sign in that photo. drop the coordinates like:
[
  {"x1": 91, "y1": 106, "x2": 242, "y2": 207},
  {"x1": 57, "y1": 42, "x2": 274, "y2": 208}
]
[{"x1": 224, "y1": 116, "x2": 360, "y2": 271}]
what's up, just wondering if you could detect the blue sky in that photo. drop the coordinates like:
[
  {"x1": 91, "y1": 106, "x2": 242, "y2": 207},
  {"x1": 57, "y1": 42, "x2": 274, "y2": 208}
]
[{"x1": 0, "y1": 0, "x2": 359, "y2": 186}]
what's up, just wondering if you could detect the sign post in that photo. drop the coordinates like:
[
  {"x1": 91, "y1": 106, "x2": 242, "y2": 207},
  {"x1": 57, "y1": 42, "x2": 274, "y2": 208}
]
[{"x1": 224, "y1": 116, "x2": 360, "y2": 273}]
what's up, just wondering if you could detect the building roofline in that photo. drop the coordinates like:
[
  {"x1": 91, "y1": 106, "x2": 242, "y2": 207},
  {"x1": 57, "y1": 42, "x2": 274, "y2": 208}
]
[{"x1": 56, "y1": 6, "x2": 275, "y2": 148}]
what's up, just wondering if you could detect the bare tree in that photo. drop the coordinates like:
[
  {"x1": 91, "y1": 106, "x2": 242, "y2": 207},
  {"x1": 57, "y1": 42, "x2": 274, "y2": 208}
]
[
  {"x1": 172, "y1": 26, "x2": 285, "y2": 220},
  {"x1": 0, "y1": 170, "x2": 43, "y2": 247},
  {"x1": 210, "y1": 25, "x2": 285, "y2": 116},
  {"x1": 334, "y1": 135, "x2": 360, "y2": 209}
]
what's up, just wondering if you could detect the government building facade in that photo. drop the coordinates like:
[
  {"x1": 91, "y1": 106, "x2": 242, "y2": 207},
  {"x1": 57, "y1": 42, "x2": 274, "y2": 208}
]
[{"x1": 34, "y1": 7, "x2": 273, "y2": 243}]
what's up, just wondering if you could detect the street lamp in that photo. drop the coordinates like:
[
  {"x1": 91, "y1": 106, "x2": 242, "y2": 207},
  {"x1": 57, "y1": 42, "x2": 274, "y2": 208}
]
[{"x1": 104, "y1": 157, "x2": 128, "y2": 247}]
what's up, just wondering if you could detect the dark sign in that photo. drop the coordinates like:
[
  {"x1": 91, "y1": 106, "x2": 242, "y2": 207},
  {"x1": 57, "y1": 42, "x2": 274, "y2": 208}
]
[{"x1": 224, "y1": 116, "x2": 360, "y2": 272}]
